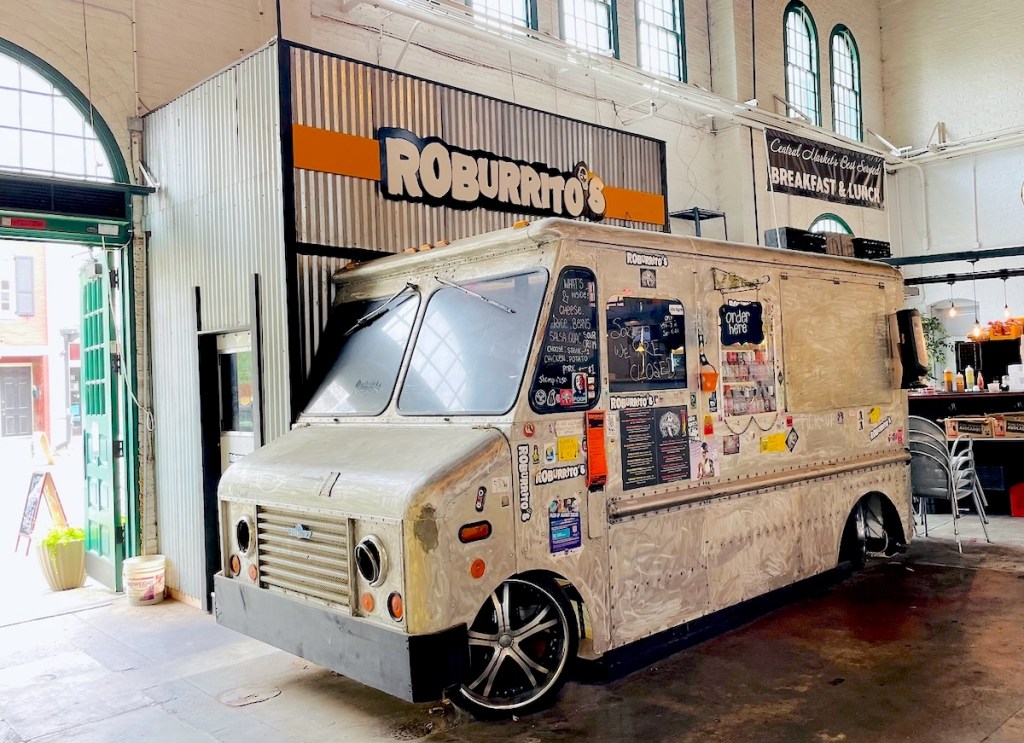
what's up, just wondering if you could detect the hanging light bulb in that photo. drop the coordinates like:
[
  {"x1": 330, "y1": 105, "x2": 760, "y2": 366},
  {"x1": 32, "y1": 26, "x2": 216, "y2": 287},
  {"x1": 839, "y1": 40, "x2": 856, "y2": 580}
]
[
  {"x1": 948, "y1": 280, "x2": 957, "y2": 317},
  {"x1": 1003, "y1": 274, "x2": 1012, "y2": 318},
  {"x1": 972, "y1": 320, "x2": 983, "y2": 338}
]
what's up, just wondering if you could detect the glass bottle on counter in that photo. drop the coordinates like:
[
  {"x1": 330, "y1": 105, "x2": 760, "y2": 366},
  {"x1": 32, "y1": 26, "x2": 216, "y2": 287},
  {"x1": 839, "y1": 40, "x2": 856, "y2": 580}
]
[
  {"x1": 943, "y1": 368, "x2": 953, "y2": 392},
  {"x1": 955, "y1": 372, "x2": 965, "y2": 392},
  {"x1": 965, "y1": 365, "x2": 975, "y2": 390}
]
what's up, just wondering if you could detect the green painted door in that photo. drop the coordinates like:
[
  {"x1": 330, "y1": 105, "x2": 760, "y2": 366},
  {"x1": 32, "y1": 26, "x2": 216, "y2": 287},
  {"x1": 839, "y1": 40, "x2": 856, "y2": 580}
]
[{"x1": 81, "y1": 256, "x2": 123, "y2": 590}]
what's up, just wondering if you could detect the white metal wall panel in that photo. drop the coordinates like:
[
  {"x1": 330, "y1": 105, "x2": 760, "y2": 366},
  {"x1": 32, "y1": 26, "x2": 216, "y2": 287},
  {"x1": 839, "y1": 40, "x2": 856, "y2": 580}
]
[
  {"x1": 144, "y1": 44, "x2": 286, "y2": 603},
  {"x1": 289, "y1": 46, "x2": 666, "y2": 253}
]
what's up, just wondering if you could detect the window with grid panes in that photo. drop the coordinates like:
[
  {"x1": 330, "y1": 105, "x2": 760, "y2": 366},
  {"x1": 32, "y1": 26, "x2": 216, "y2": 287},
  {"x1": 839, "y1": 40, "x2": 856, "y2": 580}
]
[
  {"x1": 831, "y1": 27, "x2": 862, "y2": 141},
  {"x1": 471, "y1": 0, "x2": 536, "y2": 29},
  {"x1": 636, "y1": 0, "x2": 685, "y2": 80},
  {"x1": 0, "y1": 48, "x2": 113, "y2": 181},
  {"x1": 783, "y1": 2, "x2": 820, "y2": 126},
  {"x1": 562, "y1": 0, "x2": 616, "y2": 56},
  {"x1": 809, "y1": 214, "x2": 852, "y2": 234}
]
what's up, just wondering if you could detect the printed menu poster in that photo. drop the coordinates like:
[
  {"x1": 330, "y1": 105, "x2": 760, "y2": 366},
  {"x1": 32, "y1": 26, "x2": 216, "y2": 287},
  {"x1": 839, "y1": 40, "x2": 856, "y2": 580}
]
[{"x1": 619, "y1": 405, "x2": 690, "y2": 489}]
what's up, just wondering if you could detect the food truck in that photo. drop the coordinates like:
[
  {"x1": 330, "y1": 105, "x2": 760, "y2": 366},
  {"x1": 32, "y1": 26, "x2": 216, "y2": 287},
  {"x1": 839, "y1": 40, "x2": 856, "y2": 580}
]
[{"x1": 214, "y1": 218, "x2": 912, "y2": 716}]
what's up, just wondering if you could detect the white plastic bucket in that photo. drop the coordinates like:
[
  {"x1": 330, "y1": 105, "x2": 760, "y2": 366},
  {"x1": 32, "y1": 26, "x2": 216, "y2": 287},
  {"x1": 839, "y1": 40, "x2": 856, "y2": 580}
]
[{"x1": 123, "y1": 555, "x2": 166, "y2": 606}]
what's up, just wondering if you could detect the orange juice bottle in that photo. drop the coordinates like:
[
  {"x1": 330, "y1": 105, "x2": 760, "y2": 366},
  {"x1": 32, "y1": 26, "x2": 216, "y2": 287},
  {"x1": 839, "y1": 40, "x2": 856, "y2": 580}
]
[{"x1": 943, "y1": 368, "x2": 953, "y2": 392}]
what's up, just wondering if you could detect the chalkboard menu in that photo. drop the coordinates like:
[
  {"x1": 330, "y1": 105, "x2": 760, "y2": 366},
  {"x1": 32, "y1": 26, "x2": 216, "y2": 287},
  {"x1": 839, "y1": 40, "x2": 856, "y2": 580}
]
[
  {"x1": 719, "y1": 301, "x2": 764, "y2": 346},
  {"x1": 529, "y1": 267, "x2": 600, "y2": 413},
  {"x1": 619, "y1": 405, "x2": 691, "y2": 489},
  {"x1": 606, "y1": 296, "x2": 687, "y2": 391}
]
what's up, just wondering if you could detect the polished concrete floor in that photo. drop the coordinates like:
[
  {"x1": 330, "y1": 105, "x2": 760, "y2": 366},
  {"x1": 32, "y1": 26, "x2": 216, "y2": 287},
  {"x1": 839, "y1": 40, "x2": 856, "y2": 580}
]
[{"x1": 2, "y1": 524, "x2": 1024, "y2": 742}]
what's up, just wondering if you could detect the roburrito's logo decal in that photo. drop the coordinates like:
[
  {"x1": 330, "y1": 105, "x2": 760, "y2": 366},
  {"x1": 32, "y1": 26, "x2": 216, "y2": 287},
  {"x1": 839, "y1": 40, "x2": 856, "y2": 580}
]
[
  {"x1": 517, "y1": 444, "x2": 533, "y2": 522},
  {"x1": 379, "y1": 127, "x2": 606, "y2": 221}
]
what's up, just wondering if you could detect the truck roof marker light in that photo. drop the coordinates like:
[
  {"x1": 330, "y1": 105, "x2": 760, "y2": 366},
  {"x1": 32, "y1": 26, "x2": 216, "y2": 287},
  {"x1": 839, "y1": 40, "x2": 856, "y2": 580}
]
[
  {"x1": 458, "y1": 521, "x2": 492, "y2": 543},
  {"x1": 388, "y1": 592, "x2": 404, "y2": 621},
  {"x1": 513, "y1": 220, "x2": 529, "y2": 229},
  {"x1": 361, "y1": 593, "x2": 375, "y2": 613},
  {"x1": 229, "y1": 555, "x2": 240, "y2": 576},
  {"x1": 470, "y1": 559, "x2": 486, "y2": 579}
]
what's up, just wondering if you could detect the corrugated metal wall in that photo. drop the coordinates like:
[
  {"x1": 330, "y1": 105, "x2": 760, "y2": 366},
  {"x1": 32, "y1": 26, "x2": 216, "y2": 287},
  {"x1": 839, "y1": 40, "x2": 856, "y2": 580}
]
[
  {"x1": 144, "y1": 44, "x2": 286, "y2": 603},
  {"x1": 290, "y1": 46, "x2": 666, "y2": 253}
]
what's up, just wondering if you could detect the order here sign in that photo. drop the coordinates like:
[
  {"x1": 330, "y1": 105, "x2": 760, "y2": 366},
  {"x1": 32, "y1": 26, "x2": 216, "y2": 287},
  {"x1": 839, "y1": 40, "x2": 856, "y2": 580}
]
[{"x1": 764, "y1": 128, "x2": 885, "y2": 210}]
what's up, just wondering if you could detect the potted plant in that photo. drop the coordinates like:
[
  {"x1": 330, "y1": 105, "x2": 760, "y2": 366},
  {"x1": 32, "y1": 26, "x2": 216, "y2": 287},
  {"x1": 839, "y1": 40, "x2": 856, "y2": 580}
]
[
  {"x1": 921, "y1": 315, "x2": 951, "y2": 381},
  {"x1": 35, "y1": 527, "x2": 86, "y2": 591}
]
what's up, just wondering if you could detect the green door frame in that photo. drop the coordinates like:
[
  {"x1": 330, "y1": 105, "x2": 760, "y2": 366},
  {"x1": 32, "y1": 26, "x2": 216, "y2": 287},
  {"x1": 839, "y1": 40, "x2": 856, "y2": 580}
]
[{"x1": 0, "y1": 36, "x2": 142, "y2": 568}]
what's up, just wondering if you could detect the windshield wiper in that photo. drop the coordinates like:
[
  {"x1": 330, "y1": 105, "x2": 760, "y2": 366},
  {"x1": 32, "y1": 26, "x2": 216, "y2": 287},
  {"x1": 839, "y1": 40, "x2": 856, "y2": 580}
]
[
  {"x1": 434, "y1": 276, "x2": 515, "y2": 314},
  {"x1": 343, "y1": 282, "x2": 418, "y2": 336}
]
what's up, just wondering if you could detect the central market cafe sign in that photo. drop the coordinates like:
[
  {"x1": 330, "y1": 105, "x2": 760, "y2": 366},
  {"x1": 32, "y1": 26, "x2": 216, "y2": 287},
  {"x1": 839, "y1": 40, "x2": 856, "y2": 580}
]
[{"x1": 764, "y1": 128, "x2": 885, "y2": 210}]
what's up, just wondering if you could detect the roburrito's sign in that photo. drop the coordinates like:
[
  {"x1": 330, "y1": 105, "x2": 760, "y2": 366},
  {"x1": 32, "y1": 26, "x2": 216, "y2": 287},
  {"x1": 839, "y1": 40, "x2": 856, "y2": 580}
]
[
  {"x1": 765, "y1": 128, "x2": 885, "y2": 210},
  {"x1": 379, "y1": 127, "x2": 606, "y2": 220}
]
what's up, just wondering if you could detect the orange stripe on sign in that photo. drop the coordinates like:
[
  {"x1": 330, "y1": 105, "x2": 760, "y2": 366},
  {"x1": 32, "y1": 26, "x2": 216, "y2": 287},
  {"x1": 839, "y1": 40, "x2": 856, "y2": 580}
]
[
  {"x1": 604, "y1": 186, "x2": 666, "y2": 226},
  {"x1": 292, "y1": 125, "x2": 381, "y2": 181}
]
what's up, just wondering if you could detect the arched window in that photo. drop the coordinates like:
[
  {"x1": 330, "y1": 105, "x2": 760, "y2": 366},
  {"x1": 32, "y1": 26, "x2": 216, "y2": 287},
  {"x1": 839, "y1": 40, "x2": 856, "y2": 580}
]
[
  {"x1": 830, "y1": 26, "x2": 862, "y2": 141},
  {"x1": 783, "y1": 2, "x2": 820, "y2": 126},
  {"x1": 809, "y1": 213, "x2": 852, "y2": 234},
  {"x1": 0, "y1": 40, "x2": 118, "y2": 182}
]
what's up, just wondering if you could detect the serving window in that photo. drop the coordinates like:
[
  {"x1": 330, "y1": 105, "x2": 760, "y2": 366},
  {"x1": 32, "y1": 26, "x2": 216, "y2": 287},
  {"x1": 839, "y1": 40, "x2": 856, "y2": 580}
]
[{"x1": 606, "y1": 296, "x2": 687, "y2": 392}]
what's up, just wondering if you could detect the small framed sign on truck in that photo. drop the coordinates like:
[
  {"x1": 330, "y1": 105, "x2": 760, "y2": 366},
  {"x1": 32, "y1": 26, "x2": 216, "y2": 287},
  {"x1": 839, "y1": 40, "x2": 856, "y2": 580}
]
[{"x1": 214, "y1": 219, "x2": 911, "y2": 717}]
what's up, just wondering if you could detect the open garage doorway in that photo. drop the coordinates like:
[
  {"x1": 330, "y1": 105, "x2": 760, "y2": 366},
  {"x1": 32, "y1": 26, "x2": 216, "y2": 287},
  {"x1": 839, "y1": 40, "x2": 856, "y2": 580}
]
[{"x1": 0, "y1": 37, "x2": 147, "y2": 620}]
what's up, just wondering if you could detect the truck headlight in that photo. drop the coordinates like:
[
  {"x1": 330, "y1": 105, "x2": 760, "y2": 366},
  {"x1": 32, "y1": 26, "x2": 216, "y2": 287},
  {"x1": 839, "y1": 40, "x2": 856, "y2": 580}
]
[{"x1": 354, "y1": 535, "x2": 387, "y2": 587}]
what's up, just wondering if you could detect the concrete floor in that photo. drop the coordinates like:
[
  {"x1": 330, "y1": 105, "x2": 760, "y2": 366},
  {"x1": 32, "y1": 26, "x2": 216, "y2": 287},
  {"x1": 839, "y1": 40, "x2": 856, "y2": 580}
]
[{"x1": 3, "y1": 524, "x2": 1024, "y2": 742}]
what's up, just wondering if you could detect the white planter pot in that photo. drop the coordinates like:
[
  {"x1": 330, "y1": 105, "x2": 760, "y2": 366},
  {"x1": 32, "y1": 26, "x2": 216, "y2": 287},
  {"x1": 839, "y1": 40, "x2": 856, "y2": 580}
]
[{"x1": 35, "y1": 540, "x2": 86, "y2": 591}]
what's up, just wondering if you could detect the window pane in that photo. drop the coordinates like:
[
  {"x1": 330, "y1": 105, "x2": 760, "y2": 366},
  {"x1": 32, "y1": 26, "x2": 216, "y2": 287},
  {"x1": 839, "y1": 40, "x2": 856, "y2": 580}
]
[
  {"x1": 563, "y1": 0, "x2": 614, "y2": 54},
  {"x1": 19, "y1": 65, "x2": 51, "y2": 94},
  {"x1": 305, "y1": 293, "x2": 420, "y2": 417},
  {"x1": 0, "y1": 55, "x2": 17, "y2": 87},
  {"x1": 0, "y1": 128, "x2": 19, "y2": 168},
  {"x1": 54, "y1": 135, "x2": 86, "y2": 176},
  {"x1": 21, "y1": 92, "x2": 52, "y2": 131},
  {"x1": 474, "y1": 0, "x2": 532, "y2": 28},
  {"x1": 53, "y1": 97, "x2": 84, "y2": 136},
  {"x1": 831, "y1": 29, "x2": 861, "y2": 140},
  {"x1": 784, "y1": 4, "x2": 820, "y2": 125},
  {"x1": 0, "y1": 89, "x2": 17, "y2": 128},
  {"x1": 21, "y1": 131, "x2": 53, "y2": 172},
  {"x1": 400, "y1": 271, "x2": 548, "y2": 415},
  {"x1": 637, "y1": 0, "x2": 683, "y2": 80}
]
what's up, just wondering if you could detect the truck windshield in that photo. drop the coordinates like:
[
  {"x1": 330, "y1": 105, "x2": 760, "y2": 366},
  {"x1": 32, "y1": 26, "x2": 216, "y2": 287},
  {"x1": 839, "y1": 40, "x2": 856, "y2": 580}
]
[
  {"x1": 398, "y1": 270, "x2": 548, "y2": 415},
  {"x1": 303, "y1": 292, "x2": 420, "y2": 417}
]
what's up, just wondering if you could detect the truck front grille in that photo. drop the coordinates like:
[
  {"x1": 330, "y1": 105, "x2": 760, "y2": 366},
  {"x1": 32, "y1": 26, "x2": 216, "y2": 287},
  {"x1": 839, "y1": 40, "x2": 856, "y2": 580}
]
[{"x1": 256, "y1": 506, "x2": 350, "y2": 609}]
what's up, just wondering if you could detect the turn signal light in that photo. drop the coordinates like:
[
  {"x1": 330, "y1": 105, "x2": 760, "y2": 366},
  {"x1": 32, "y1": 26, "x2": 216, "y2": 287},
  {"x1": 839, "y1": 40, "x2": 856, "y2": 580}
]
[
  {"x1": 388, "y1": 592, "x2": 404, "y2": 621},
  {"x1": 248, "y1": 564, "x2": 259, "y2": 581},
  {"x1": 229, "y1": 555, "x2": 241, "y2": 576},
  {"x1": 361, "y1": 592, "x2": 375, "y2": 613},
  {"x1": 458, "y1": 521, "x2": 492, "y2": 543}
]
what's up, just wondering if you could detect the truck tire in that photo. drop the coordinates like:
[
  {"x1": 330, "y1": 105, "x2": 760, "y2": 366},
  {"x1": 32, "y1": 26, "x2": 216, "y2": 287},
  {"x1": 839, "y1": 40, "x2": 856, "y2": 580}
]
[{"x1": 453, "y1": 575, "x2": 578, "y2": 718}]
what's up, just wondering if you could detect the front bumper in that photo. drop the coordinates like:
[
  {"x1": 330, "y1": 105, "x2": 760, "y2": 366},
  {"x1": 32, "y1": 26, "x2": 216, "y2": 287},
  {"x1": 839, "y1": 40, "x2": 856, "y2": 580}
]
[{"x1": 214, "y1": 573, "x2": 467, "y2": 703}]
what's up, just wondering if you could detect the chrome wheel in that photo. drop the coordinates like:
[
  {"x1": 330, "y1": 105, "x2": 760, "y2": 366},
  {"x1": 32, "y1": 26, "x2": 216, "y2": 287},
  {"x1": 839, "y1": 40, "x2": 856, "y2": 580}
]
[{"x1": 457, "y1": 577, "x2": 576, "y2": 714}]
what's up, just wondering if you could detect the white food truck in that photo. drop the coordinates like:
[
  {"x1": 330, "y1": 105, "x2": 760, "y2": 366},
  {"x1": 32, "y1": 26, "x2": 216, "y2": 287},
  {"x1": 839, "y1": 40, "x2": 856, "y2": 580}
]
[{"x1": 214, "y1": 219, "x2": 913, "y2": 716}]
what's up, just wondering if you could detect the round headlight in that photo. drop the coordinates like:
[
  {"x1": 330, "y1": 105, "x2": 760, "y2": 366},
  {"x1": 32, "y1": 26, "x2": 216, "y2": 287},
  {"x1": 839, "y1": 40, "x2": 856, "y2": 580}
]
[
  {"x1": 354, "y1": 535, "x2": 388, "y2": 587},
  {"x1": 235, "y1": 516, "x2": 254, "y2": 555}
]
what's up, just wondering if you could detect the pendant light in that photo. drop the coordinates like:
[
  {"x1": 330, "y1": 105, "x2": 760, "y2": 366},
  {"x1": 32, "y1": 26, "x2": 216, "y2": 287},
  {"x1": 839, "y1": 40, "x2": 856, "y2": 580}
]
[
  {"x1": 947, "y1": 278, "x2": 957, "y2": 317},
  {"x1": 971, "y1": 261, "x2": 982, "y2": 339},
  {"x1": 1003, "y1": 271, "x2": 1012, "y2": 319}
]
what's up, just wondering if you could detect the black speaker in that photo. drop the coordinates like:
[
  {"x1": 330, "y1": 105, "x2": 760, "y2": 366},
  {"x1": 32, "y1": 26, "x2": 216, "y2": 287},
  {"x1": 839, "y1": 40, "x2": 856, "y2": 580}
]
[{"x1": 895, "y1": 308, "x2": 929, "y2": 388}]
